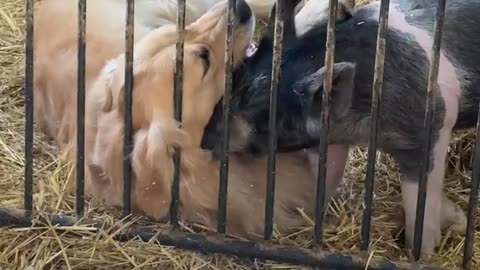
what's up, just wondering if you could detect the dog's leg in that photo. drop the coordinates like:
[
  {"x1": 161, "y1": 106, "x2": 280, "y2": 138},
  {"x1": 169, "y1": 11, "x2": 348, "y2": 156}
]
[
  {"x1": 295, "y1": 0, "x2": 355, "y2": 36},
  {"x1": 440, "y1": 193, "x2": 467, "y2": 233},
  {"x1": 245, "y1": 0, "x2": 275, "y2": 19},
  {"x1": 399, "y1": 124, "x2": 454, "y2": 256},
  {"x1": 266, "y1": 0, "x2": 303, "y2": 44},
  {"x1": 306, "y1": 144, "x2": 350, "y2": 210}
]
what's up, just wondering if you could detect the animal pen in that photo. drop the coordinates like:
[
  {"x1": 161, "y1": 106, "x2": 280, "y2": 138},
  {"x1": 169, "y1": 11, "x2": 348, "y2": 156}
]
[{"x1": 0, "y1": 0, "x2": 479, "y2": 269}]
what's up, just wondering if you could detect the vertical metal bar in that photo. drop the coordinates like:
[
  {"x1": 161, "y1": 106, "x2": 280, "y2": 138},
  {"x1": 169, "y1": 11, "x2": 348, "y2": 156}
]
[
  {"x1": 314, "y1": 0, "x2": 337, "y2": 245},
  {"x1": 463, "y1": 104, "x2": 480, "y2": 270},
  {"x1": 170, "y1": 0, "x2": 186, "y2": 228},
  {"x1": 360, "y1": 0, "x2": 390, "y2": 251},
  {"x1": 217, "y1": 0, "x2": 236, "y2": 234},
  {"x1": 413, "y1": 0, "x2": 446, "y2": 260},
  {"x1": 75, "y1": 0, "x2": 87, "y2": 218},
  {"x1": 264, "y1": 0, "x2": 285, "y2": 241},
  {"x1": 122, "y1": 0, "x2": 135, "y2": 218},
  {"x1": 24, "y1": 0, "x2": 34, "y2": 220}
]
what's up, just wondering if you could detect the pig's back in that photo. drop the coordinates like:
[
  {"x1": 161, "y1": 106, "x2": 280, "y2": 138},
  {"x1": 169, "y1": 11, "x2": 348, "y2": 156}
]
[{"x1": 403, "y1": 0, "x2": 480, "y2": 128}]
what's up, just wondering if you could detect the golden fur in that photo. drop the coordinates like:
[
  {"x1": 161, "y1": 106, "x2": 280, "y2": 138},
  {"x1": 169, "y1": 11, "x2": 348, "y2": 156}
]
[
  {"x1": 131, "y1": 0, "x2": 277, "y2": 27},
  {"x1": 34, "y1": 0, "x2": 320, "y2": 239}
]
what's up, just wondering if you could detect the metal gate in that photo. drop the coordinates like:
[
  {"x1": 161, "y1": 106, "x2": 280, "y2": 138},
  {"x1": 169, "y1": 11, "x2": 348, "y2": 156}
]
[{"x1": 0, "y1": 0, "x2": 479, "y2": 269}]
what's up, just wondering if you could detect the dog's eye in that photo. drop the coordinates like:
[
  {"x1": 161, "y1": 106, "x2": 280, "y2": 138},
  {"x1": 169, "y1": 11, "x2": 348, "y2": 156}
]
[{"x1": 196, "y1": 47, "x2": 210, "y2": 77}]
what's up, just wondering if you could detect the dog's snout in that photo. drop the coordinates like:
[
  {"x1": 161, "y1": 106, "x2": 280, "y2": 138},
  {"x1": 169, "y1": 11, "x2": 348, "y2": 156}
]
[{"x1": 236, "y1": 0, "x2": 253, "y2": 24}]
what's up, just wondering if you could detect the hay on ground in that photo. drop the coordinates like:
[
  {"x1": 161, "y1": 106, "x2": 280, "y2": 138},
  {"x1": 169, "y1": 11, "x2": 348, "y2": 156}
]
[{"x1": 0, "y1": 0, "x2": 478, "y2": 269}]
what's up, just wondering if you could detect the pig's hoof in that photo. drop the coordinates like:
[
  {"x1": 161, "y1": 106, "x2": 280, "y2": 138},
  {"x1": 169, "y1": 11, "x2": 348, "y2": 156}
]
[
  {"x1": 405, "y1": 223, "x2": 441, "y2": 257},
  {"x1": 421, "y1": 224, "x2": 442, "y2": 256}
]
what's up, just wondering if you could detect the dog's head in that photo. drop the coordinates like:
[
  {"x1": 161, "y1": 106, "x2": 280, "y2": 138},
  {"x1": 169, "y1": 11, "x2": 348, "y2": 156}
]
[
  {"x1": 96, "y1": 0, "x2": 255, "y2": 146},
  {"x1": 85, "y1": 0, "x2": 255, "y2": 219}
]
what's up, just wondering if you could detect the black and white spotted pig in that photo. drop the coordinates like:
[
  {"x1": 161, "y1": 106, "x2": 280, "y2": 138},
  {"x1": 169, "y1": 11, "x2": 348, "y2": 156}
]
[{"x1": 201, "y1": 0, "x2": 479, "y2": 256}]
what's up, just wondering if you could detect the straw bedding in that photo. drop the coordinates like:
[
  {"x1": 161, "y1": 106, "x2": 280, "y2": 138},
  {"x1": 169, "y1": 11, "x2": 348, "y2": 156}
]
[{"x1": 0, "y1": 0, "x2": 478, "y2": 269}]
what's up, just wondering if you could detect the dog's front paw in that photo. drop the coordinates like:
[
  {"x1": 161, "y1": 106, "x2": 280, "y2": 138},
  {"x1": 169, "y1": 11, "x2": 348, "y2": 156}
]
[{"x1": 441, "y1": 198, "x2": 467, "y2": 234}]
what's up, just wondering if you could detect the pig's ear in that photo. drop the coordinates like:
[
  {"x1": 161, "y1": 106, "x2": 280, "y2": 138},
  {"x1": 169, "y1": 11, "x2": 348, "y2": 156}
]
[{"x1": 307, "y1": 62, "x2": 356, "y2": 117}]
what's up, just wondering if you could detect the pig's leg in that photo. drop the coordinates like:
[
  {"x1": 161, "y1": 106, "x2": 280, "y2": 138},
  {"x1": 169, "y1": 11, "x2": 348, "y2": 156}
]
[
  {"x1": 398, "y1": 125, "x2": 453, "y2": 256},
  {"x1": 306, "y1": 144, "x2": 350, "y2": 211}
]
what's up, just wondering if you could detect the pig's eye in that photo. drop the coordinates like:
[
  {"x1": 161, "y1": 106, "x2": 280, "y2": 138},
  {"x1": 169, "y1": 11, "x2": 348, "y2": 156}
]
[{"x1": 293, "y1": 88, "x2": 303, "y2": 97}]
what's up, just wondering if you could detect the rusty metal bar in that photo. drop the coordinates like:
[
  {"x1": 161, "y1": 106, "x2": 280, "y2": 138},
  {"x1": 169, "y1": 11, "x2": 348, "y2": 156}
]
[
  {"x1": 170, "y1": 0, "x2": 186, "y2": 228},
  {"x1": 413, "y1": 0, "x2": 446, "y2": 260},
  {"x1": 217, "y1": 0, "x2": 236, "y2": 234},
  {"x1": 0, "y1": 207, "x2": 451, "y2": 270},
  {"x1": 264, "y1": 0, "x2": 285, "y2": 241},
  {"x1": 122, "y1": 0, "x2": 135, "y2": 218},
  {"x1": 463, "y1": 104, "x2": 480, "y2": 270},
  {"x1": 24, "y1": 0, "x2": 34, "y2": 220},
  {"x1": 315, "y1": 0, "x2": 338, "y2": 245},
  {"x1": 361, "y1": 0, "x2": 390, "y2": 251},
  {"x1": 75, "y1": 0, "x2": 87, "y2": 218}
]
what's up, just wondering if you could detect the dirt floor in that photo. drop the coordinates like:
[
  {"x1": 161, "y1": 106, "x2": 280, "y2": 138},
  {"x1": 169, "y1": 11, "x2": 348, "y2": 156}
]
[{"x1": 0, "y1": 0, "x2": 478, "y2": 269}]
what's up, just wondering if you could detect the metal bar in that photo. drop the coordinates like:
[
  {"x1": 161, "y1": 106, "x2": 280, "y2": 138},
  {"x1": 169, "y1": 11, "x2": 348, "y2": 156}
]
[
  {"x1": 0, "y1": 209, "x2": 103, "y2": 229},
  {"x1": 361, "y1": 0, "x2": 390, "y2": 251},
  {"x1": 217, "y1": 0, "x2": 236, "y2": 234},
  {"x1": 413, "y1": 0, "x2": 446, "y2": 260},
  {"x1": 75, "y1": 0, "x2": 87, "y2": 218},
  {"x1": 122, "y1": 0, "x2": 135, "y2": 218},
  {"x1": 264, "y1": 0, "x2": 285, "y2": 241},
  {"x1": 24, "y1": 0, "x2": 34, "y2": 220},
  {"x1": 170, "y1": 0, "x2": 186, "y2": 228},
  {"x1": 462, "y1": 103, "x2": 480, "y2": 270},
  {"x1": 315, "y1": 0, "x2": 337, "y2": 245},
  {"x1": 0, "y1": 208, "x2": 450, "y2": 270}
]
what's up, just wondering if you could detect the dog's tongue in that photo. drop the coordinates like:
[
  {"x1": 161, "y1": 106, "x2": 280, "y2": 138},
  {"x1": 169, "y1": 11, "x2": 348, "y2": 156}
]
[{"x1": 246, "y1": 43, "x2": 257, "y2": 57}]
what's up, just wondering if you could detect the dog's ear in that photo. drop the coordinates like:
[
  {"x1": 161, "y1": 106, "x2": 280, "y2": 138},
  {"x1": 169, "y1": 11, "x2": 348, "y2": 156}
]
[
  {"x1": 305, "y1": 62, "x2": 356, "y2": 118},
  {"x1": 88, "y1": 58, "x2": 124, "y2": 114},
  {"x1": 116, "y1": 84, "x2": 126, "y2": 117},
  {"x1": 114, "y1": 54, "x2": 138, "y2": 118}
]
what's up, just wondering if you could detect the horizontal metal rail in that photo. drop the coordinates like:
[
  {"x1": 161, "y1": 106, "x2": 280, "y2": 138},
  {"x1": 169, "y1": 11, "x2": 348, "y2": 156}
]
[{"x1": 0, "y1": 208, "x2": 449, "y2": 270}]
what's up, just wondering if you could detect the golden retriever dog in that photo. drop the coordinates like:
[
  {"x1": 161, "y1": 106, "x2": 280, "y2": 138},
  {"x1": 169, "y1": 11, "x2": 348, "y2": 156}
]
[{"x1": 33, "y1": 0, "x2": 325, "y2": 239}]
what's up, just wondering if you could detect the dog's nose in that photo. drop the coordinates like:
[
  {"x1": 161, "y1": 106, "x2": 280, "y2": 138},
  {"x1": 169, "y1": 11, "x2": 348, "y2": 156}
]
[{"x1": 236, "y1": 0, "x2": 253, "y2": 25}]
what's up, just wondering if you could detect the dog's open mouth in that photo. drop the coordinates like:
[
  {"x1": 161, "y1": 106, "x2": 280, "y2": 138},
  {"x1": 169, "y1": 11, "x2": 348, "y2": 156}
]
[{"x1": 246, "y1": 43, "x2": 257, "y2": 57}]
